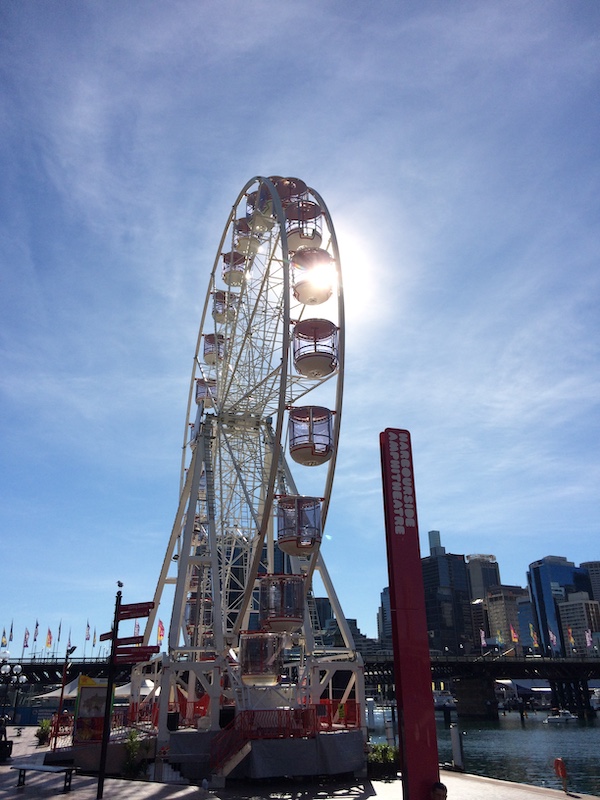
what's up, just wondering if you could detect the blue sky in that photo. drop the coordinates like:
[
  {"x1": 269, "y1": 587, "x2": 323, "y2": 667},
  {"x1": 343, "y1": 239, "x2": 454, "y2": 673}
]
[{"x1": 1, "y1": 1, "x2": 599, "y2": 653}]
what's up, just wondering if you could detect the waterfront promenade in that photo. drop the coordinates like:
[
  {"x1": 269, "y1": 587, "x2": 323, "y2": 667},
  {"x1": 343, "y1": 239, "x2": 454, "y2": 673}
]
[{"x1": 0, "y1": 726, "x2": 597, "y2": 800}]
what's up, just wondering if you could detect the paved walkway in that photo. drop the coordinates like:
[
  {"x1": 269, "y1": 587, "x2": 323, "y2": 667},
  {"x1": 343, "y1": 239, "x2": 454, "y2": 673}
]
[{"x1": 0, "y1": 726, "x2": 597, "y2": 800}]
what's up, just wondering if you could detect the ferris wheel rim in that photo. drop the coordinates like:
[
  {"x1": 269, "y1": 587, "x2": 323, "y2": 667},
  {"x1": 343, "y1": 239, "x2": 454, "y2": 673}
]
[{"x1": 172, "y1": 175, "x2": 345, "y2": 650}]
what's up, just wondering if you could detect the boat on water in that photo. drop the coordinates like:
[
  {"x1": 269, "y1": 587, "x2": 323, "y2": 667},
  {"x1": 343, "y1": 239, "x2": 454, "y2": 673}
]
[
  {"x1": 433, "y1": 690, "x2": 456, "y2": 709},
  {"x1": 543, "y1": 708, "x2": 579, "y2": 723}
]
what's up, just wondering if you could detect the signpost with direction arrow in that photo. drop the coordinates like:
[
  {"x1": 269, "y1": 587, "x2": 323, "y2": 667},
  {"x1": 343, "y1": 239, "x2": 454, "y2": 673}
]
[{"x1": 97, "y1": 592, "x2": 158, "y2": 799}]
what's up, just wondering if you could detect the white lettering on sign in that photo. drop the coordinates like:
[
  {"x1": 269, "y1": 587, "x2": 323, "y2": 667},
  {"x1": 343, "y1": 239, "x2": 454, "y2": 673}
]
[{"x1": 386, "y1": 430, "x2": 416, "y2": 535}]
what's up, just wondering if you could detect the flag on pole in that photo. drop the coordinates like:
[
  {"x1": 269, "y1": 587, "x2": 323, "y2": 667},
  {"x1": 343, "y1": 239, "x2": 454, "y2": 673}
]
[
  {"x1": 134, "y1": 620, "x2": 140, "y2": 638},
  {"x1": 67, "y1": 628, "x2": 71, "y2": 649},
  {"x1": 86, "y1": 621, "x2": 90, "y2": 641},
  {"x1": 549, "y1": 628, "x2": 557, "y2": 647},
  {"x1": 567, "y1": 627, "x2": 575, "y2": 647},
  {"x1": 585, "y1": 629, "x2": 593, "y2": 648},
  {"x1": 23, "y1": 628, "x2": 30, "y2": 649},
  {"x1": 58, "y1": 620, "x2": 62, "y2": 643},
  {"x1": 157, "y1": 619, "x2": 165, "y2": 645},
  {"x1": 93, "y1": 628, "x2": 96, "y2": 647},
  {"x1": 510, "y1": 624, "x2": 519, "y2": 643},
  {"x1": 1, "y1": 629, "x2": 6, "y2": 648},
  {"x1": 34, "y1": 620, "x2": 39, "y2": 642},
  {"x1": 529, "y1": 623, "x2": 539, "y2": 648},
  {"x1": 480, "y1": 629, "x2": 486, "y2": 648},
  {"x1": 46, "y1": 629, "x2": 52, "y2": 648},
  {"x1": 9, "y1": 621, "x2": 13, "y2": 642}
]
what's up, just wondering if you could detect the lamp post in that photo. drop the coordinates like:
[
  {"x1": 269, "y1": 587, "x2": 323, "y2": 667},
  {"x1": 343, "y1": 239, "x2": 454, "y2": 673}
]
[
  {"x1": 53, "y1": 645, "x2": 77, "y2": 751},
  {"x1": 1, "y1": 660, "x2": 26, "y2": 723}
]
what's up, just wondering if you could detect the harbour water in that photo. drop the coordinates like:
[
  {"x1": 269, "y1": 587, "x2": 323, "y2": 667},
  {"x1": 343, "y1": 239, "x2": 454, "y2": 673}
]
[{"x1": 372, "y1": 708, "x2": 600, "y2": 797}]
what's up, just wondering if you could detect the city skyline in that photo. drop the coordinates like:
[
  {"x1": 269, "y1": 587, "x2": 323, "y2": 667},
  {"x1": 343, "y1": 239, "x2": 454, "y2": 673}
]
[
  {"x1": 2, "y1": 540, "x2": 598, "y2": 658},
  {"x1": 1, "y1": 2, "x2": 599, "y2": 649}
]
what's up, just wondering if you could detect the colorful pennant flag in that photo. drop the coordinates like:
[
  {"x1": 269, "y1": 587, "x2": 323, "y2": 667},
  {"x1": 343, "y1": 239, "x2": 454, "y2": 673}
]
[
  {"x1": 9, "y1": 621, "x2": 13, "y2": 642},
  {"x1": 510, "y1": 624, "x2": 519, "y2": 643},
  {"x1": 1, "y1": 629, "x2": 6, "y2": 648},
  {"x1": 23, "y1": 628, "x2": 29, "y2": 649},
  {"x1": 157, "y1": 619, "x2": 165, "y2": 645},
  {"x1": 34, "y1": 620, "x2": 39, "y2": 642},
  {"x1": 86, "y1": 620, "x2": 90, "y2": 641},
  {"x1": 46, "y1": 629, "x2": 52, "y2": 648},
  {"x1": 529, "y1": 623, "x2": 539, "y2": 648}
]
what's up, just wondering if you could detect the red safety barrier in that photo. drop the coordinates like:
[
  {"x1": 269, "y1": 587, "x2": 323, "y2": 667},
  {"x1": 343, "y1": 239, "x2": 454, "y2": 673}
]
[
  {"x1": 210, "y1": 707, "x2": 319, "y2": 772},
  {"x1": 316, "y1": 700, "x2": 360, "y2": 729}
]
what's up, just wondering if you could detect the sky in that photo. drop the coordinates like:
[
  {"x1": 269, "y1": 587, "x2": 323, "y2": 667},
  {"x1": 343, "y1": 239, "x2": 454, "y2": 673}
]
[{"x1": 1, "y1": 0, "x2": 599, "y2": 655}]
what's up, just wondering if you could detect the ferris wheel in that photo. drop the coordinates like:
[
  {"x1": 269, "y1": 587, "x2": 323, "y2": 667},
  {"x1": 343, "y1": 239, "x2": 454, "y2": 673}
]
[{"x1": 141, "y1": 177, "x2": 364, "y2": 760}]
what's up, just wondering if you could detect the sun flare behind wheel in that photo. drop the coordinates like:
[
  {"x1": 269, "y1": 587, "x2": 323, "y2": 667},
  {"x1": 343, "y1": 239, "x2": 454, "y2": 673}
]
[{"x1": 134, "y1": 177, "x2": 366, "y2": 781}]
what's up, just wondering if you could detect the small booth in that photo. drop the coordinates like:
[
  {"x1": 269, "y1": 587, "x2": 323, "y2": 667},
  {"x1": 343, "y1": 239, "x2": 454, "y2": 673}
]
[
  {"x1": 222, "y1": 251, "x2": 246, "y2": 286},
  {"x1": 259, "y1": 574, "x2": 305, "y2": 631},
  {"x1": 293, "y1": 319, "x2": 339, "y2": 378},
  {"x1": 286, "y1": 199, "x2": 322, "y2": 252},
  {"x1": 247, "y1": 187, "x2": 275, "y2": 233},
  {"x1": 204, "y1": 333, "x2": 225, "y2": 365},
  {"x1": 234, "y1": 218, "x2": 261, "y2": 256},
  {"x1": 239, "y1": 632, "x2": 285, "y2": 687},
  {"x1": 288, "y1": 406, "x2": 334, "y2": 466},
  {"x1": 271, "y1": 176, "x2": 308, "y2": 207},
  {"x1": 277, "y1": 496, "x2": 322, "y2": 555},
  {"x1": 291, "y1": 248, "x2": 334, "y2": 305},
  {"x1": 195, "y1": 378, "x2": 217, "y2": 407},
  {"x1": 212, "y1": 290, "x2": 237, "y2": 323}
]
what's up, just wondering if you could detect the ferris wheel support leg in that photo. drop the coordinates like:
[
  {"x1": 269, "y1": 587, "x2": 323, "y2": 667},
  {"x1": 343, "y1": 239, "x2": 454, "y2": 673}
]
[
  {"x1": 168, "y1": 444, "x2": 206, "y2": 651},
  {"x1": 143, "y1": 462, "x2": 197, "y2": 646},
  {"x1": 156, "y1": 655, "x2": 174, "y2": 752},
  {"x1": 314, "y1": 552, "x2": 356, "y2": 651}
]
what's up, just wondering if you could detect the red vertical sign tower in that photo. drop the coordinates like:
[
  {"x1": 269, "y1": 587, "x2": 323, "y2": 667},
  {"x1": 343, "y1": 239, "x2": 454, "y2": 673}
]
[{"x1": 380, "y1": 429, "x2": 439, "y2": 800}]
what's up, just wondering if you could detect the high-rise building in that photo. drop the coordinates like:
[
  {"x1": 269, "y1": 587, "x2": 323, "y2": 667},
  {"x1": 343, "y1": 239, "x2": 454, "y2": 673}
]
[
  {"x1": 466, "y1": 554, "x2": 501, "y2": 600},
  {"x1": 377, "y1": 586, "x2": 392, "y2": 646},
  {"x1": 556, "y1": 592, "x2": 600, "y2": 657},
  {"x1": 422, "y1": 531, "x2": 474, "y2": 654},
  {"x1": 527, "y1": 556, "x2": 593, "y2": 656},
  {"x1": 313, "y1": 597, "x2": 334, "y2": 632},
  {"x1": 485, "y1": 584, "x2": 529, "y2": 655},
  {"x1": 516, "y1": 596, "x2": 540, "y2": 654},
  {"x1": 581, "y1": 561, "x2": 600, "y2": 603}
]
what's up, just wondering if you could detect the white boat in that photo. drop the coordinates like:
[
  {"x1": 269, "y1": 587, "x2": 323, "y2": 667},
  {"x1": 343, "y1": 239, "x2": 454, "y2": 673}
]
[
  {"x1": 543, "y1": 709, "x2": 578, "y2": 723},
  {"x1": 433, "y1": 690, "x2": 456, "y2": 709}
]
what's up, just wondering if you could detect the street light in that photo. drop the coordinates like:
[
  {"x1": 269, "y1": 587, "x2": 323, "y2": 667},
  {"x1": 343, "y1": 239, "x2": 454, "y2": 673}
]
[
  {"x1": 53, "y1": 646, "x2": 77, "y2": 750},
  {"x1": 1, "y1": 660, "x2": 27, "y2": 723}
]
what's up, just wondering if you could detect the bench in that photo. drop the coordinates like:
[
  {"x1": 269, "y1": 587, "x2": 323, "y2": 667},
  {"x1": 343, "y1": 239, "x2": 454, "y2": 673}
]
[{"x1": 11, "y1": 763, "x2": 77, "y2": 793}]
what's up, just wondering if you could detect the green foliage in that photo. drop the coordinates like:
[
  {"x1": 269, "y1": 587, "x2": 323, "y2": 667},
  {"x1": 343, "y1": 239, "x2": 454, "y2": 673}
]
[
  {"x1": 35, "y1": 718, "x2": 52, "y2": 744},
  {"x1": 367, "y1": 743, "x2": 399, "y2": 764},
  {"x1": 122, "y1": 730, "x2": 149, "y2": 780}
]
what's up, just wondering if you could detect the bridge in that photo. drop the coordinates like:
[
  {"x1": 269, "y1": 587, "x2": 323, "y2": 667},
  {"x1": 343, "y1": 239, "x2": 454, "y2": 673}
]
[
  {"x1": 5, "y1": 653, "x2": 600, "y2": 719},
  {"x1": 364, "y1": 653, "x2": 600, "y2": 718}
]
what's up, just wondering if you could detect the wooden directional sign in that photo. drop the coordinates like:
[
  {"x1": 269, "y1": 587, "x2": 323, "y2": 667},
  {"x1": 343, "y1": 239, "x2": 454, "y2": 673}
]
[
  {"x1": 115, "y1": 636, "x2": 144, "y2": 647},
  {"x1": 113, "y1": 645, "x2": 159, "y2": 664},
  {"x1": 115, "y1": 645, "x2": 159, "y2": 657},
  {"x1": 99, "y1": 631, "x2": 113, "y2": 642},
  {"x1": 118, "y1": 602, "x2": 154, "y2": 621}
]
